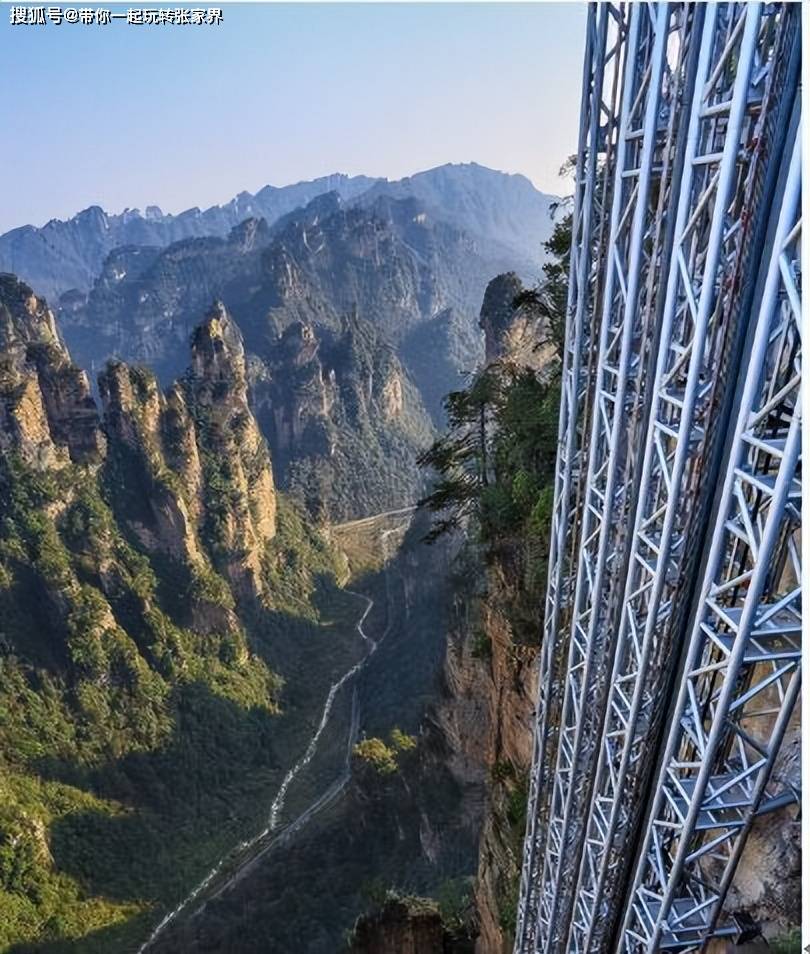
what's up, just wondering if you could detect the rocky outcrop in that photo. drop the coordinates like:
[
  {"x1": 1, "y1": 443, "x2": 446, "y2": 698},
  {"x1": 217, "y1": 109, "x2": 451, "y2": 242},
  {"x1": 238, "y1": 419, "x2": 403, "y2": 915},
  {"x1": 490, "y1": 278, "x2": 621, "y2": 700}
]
[
  {"x1": 26, "y1": 342, "x2": 104, "y2": 462},
  {"x1": 188, "y1": 302, "x2": 277, "y2": 593},
  {"x1": 0, "y1": 372, "x2": 63, "y2": 470},
  {"x1": 479, "y1": 272, "x2": 555, "y2": 375},
  {"x1": 0, "y1": 273, "x2": 63, "y2": 356},
  {"x1": 350, "y1": 897, "x2": 446, "y2": 954},
  {"x1": 98, "y1": 360, "x2": 203, "y2": 567},
  {"x1": 479, "y1": 273, "x2": 525, "y2": 364},
  {"x1": 0, "y1": 274, "x2": 104, "y2": 468},
  {"x1": 349, "y1": 896, "x2": 475, "y2": 954},
  {"x1": 0, "y1": 278, "x2": 273, "y2": 649},
  {"x1": 99, "y1": 300, "x2": 277, "y2": 601},
  {"x1": 438, "y1": 558, "x2": 536, "y2": 954}
]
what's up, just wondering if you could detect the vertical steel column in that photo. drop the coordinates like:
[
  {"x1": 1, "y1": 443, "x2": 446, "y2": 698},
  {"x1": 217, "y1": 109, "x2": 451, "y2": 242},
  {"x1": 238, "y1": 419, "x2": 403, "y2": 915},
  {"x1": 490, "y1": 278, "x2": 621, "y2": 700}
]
[
  {"x1": 516, "y1": 6, "x2": 800, "y2": 954},
  {"x1": 619, "y1": 122, "x2": 802, "y2": 954},
  {"x1": 566, "y1": 4, "x2": 791, "y2": 951},
  {"x1": 533, "y1": 6, "x2": 676, "y2": 950},
  {"x1": 514, "y1": 5, "x2": 621, "y2": 948}
]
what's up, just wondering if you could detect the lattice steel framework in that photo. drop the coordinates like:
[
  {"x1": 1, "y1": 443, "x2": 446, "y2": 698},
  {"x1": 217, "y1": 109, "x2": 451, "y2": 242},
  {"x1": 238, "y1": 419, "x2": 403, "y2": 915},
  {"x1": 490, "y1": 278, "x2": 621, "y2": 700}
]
[
  {"x1": 515, "y1": 5, "x2": 622, "y2": 947},
  {"x1": 566, "y1": 4, "x2": 797, "y2": 952},
  {"x1": 515, "y1": 4, "x2": 801, "y2": 954},
  {"x1": 533, "y1": 6, "x2": 685, "y2": 950},
  {"x1": 619, "y1": 123, "x2": 801, "y2": 954}
]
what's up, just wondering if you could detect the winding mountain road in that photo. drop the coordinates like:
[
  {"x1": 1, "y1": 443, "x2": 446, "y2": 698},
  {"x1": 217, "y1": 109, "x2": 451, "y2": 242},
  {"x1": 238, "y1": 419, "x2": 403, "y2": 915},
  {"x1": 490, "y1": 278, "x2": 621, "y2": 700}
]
[{"x1": 137, "y1": 516, "x2": 409, "y2": 952}]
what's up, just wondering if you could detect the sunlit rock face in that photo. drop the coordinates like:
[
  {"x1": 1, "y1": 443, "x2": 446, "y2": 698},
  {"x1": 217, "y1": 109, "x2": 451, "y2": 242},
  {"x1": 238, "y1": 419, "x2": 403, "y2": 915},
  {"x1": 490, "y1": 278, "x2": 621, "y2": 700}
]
[
  {"x1": 98, "y1": 300, "x2": 277, "y2": 602},
  {"x1": 11, "y1": 167, "x2": 556, "y2": 520},
  {"x1": 0, "y1": 274, "x2": 104, "y2": 469},
  {"x1": 188, "y1": 302, "x2": 277, "y2": 593}
]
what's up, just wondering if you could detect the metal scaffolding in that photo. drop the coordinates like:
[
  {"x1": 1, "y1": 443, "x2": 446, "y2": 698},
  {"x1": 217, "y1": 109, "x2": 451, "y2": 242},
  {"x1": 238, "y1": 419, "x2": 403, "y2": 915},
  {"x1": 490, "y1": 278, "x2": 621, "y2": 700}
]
[
  {"x1": 534, "y1": 6, "x2": 684, "y2": 950},
  {"x1": 515, "y1": 5, "x2": 622, "y2": 947},
  {"x1": 567, "y1": 3, "x2": 798, "y2": 951},
  {"x1": 619, "y1": 122, "x2": 801, "y2": 954},
  {"x1": 515, "y1": 4, "x2": 801, "y2": 953}
]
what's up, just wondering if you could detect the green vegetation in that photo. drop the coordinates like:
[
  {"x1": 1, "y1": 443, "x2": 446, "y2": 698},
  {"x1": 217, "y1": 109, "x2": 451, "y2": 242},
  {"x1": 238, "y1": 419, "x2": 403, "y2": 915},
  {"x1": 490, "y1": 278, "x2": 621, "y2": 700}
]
[
  {"x1": 150, "y1": 509, "x2": 479, "y2": 954},
  {"x1": 418, "y1": 214, "x2": 570, "y2": 647},
  {"x1": 436, "y1": 876, "x2": 475, "y2": 935},
  {"x1": 262, "y1": 497, "x2": 344, "y2": 616},
  {"x1": 353, "y1": 738, "x2": 398, "y2": 775},
  {"x1": 353, "y1": 727, "x2": 417, "y2": 775},
  {"x1": 0, "y1": 445, "x2": 359, "y2": 952},
  {"x1": 770, "y1": 929, "x2": 802, "y2": 954},
  {"x1": 389, "y1": 727, "x2": 417, "y2": 753}
]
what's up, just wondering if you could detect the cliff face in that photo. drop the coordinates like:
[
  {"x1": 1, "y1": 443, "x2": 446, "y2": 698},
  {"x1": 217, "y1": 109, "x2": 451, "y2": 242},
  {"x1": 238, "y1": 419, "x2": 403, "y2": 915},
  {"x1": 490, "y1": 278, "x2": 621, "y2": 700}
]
[
  {"x1": 98, "y1": 300, "x2": 276, "y2": 602},
  {"x1": 0, "y1": 273, "x2": 105, "y2": 469},
  {"x1": 250, "y1": 311, "x2": 434, "y2": 521},
  {"x1": 471, "y1": 588, "x2": 536, "y2": 954},
  {"x1": 438, "y1": 557, "x2": 536, "y2": 954}
]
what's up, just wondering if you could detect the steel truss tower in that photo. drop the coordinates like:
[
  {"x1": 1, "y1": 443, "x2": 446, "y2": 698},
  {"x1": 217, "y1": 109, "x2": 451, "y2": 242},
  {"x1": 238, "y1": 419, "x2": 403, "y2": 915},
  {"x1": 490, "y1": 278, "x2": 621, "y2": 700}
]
[
  {"x1": 619, "y1": 114, "x2": 802, "y2": 954},
  {"x1": 515, "y1": 4, "x2": 801, "y2": 953},
  {"x1": 516, "y1": 5, "x2": 622, "y2": 946}
]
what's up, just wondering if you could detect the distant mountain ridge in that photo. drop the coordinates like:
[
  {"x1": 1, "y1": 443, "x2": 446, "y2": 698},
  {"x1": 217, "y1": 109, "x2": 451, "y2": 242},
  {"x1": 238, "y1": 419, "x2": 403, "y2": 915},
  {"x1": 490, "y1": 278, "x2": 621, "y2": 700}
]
[
  {"x1": 51, "y1": 189, "x2": 493, "y2": 518},
  {"x1": 0, "y1": 164, "x2": 558, "y2": 302},
  {"x1": 55, "y1": 188, "x2": 518, "y2": 397},
  {"x1": 2, "y1": 164, "x2": 560, "y2": 520},
  {"x1": 356, "y1": 163, "x2": 556, "y2": 272},
  {"x1": 0, "y1": 174, "x2": 379, "y2": 302}
]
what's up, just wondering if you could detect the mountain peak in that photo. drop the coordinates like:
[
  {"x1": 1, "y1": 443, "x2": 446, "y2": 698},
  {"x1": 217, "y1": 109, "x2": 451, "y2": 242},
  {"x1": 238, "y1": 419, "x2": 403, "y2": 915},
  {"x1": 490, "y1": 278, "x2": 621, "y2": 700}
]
[
  {"x1": 0, "y1": 273, "x2": 63, "y2": 355},
  {"x1": 191, "y1": 301, "x2": 246, "y2": 385}
]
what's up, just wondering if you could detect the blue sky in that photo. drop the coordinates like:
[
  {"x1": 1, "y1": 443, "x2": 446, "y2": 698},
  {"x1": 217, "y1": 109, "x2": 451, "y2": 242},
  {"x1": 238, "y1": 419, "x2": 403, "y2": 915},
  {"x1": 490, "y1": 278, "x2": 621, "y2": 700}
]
[{"x1": 0, "y1": 2, "x2": 587, "y2": 232}]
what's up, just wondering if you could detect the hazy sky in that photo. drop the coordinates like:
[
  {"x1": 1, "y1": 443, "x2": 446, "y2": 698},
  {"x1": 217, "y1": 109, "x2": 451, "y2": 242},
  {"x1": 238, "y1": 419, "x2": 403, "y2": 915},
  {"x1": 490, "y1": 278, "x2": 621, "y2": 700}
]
[{"x1": 0, "y1": 3, "x2": 586, "y2": 233}]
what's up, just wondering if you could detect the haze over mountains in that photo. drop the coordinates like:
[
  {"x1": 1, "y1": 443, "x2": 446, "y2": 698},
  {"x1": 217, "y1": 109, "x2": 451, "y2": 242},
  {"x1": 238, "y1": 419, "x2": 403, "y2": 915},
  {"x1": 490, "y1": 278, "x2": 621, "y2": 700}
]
[
  {"x1": 0, "y1": 163, "x2": 557, "y2": 303},
  {"x1": 1, "y1": 164, "x2": 558, "y2": 521}
]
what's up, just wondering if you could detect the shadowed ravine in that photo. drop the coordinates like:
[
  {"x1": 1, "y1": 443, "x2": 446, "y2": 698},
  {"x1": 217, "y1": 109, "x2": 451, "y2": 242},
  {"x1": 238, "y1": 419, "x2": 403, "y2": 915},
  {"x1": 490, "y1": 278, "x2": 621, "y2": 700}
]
[{"x1": 137, "y1": 518, "x2": 410, "y2": 952}]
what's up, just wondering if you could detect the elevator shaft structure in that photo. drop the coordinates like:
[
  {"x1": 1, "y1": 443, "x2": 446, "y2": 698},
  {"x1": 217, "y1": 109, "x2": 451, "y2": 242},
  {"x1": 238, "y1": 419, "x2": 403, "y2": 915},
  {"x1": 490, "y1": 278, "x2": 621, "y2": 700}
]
[{"x1": 515, "y1": 4, "x2": 801, "y2": 953}]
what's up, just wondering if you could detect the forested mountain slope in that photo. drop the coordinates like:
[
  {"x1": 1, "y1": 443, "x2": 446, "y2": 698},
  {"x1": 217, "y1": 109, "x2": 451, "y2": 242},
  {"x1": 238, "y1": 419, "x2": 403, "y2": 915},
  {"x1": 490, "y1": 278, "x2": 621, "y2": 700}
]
[{"x1": 0, "y1": 276, "x2": 371, "y2": 952}]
